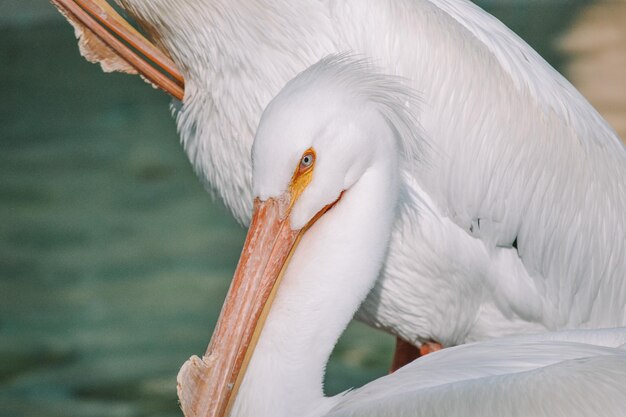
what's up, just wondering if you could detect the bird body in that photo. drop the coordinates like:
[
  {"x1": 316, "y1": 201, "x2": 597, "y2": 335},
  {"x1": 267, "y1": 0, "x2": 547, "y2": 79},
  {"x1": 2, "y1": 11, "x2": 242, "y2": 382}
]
[
  {"x1": 176, "y1": 56, "x2": 626, "y2": 417},
  {"x1": 59, "y1": 0, "x2": 626, "y2": 348}
]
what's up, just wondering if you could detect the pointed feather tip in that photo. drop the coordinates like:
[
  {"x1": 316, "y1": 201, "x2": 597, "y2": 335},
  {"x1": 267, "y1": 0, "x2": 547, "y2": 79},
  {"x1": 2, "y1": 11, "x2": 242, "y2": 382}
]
[{"x1": 177, "y1": 354, "x2": 219, "y2": 417}]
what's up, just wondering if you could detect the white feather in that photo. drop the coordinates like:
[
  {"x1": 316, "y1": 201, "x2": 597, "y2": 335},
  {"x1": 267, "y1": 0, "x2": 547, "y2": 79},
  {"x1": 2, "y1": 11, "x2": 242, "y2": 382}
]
[
  {"x1": 117, "y1": 0, "x2": 626, "y2": 349},
  {"x1": 327, "y1": 330, "x2": 626, "y2": 417}
]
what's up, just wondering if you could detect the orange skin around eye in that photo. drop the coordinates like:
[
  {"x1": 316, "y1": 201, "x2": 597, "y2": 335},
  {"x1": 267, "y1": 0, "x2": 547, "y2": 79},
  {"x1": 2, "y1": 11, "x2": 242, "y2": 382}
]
[{"x1": 287, "y1": 148, "x2": 316, "y2": 213}]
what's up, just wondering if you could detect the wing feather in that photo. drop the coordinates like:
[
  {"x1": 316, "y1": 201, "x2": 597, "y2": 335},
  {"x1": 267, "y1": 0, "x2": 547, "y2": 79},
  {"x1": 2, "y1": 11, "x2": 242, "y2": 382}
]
[{"x1": 332, "y1": 0, "x2": 626, "y2": 335}]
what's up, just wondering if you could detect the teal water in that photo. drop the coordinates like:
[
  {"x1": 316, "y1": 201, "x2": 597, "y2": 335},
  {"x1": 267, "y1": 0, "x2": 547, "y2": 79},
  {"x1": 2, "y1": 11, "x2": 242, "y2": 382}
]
[{"x1": 0, "y1": 2, "x2": 587, "y2": 416}]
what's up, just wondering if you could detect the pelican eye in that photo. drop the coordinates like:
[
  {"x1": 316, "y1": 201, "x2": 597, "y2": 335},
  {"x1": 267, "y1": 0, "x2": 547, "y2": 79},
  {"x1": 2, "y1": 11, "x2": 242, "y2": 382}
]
[
  {"x1": 293, "y1": 147, "x2": 316, "y2": 178},
  {"x1": 299, "y1": 151, "x2": 315, "y2": 170},
  {"x1": 288, "y1": 148, "x2": 316, "y2": 211}
]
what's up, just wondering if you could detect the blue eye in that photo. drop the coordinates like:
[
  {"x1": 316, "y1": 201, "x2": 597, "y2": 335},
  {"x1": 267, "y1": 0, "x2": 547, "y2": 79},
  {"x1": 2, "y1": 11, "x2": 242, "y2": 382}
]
[{"x1": 300, "y1": 153, "x2": 314, "y2": 168}]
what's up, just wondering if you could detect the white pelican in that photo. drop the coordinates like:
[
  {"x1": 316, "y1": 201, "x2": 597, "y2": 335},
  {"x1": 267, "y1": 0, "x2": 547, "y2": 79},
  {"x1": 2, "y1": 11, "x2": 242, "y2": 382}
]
[
  {"x1": 176, "y1": 56, "x2": 626, "y2": 417},
  {"x1": 50, "y1": 1, "x2": 626, "y2": 362}
]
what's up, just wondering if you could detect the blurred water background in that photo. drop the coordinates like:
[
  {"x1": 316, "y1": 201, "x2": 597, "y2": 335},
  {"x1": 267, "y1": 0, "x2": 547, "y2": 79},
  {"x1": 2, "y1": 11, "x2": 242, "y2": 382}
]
[{"x1": 1, "y1": 1, "x2": 624, "y2": 416}]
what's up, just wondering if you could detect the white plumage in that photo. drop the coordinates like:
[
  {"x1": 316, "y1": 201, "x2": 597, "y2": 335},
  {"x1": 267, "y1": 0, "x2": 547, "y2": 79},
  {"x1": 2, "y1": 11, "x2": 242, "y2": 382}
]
[
  {"x1": 178, "y1": 56, "x2": 626, "y2": 417},
  {"x1": 59, "y1": 0, "x2": 626, "y2": 349},
  {"x1": 325, "y1": 330, "x2": 626, "y2": 417}
]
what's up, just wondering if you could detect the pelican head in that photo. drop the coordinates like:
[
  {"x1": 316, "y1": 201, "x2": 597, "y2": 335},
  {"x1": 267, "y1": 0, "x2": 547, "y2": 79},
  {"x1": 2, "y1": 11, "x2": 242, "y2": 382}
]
[
  {"x1": 253, "y1": 55, "x2": 422, "y2": 229},
  {"x1": 177, "y1": 55, "x2": 423, "y2": 417}
]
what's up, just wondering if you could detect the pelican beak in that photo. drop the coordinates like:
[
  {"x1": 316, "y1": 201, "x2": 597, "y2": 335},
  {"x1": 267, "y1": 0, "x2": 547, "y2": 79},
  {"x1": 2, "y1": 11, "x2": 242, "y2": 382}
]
[
  {"x1": 177, "y1": 195, "x2": 340, "y2": 417},
  {"x1": 50, "y1": 0, "x2": 184, "y2": 100}
]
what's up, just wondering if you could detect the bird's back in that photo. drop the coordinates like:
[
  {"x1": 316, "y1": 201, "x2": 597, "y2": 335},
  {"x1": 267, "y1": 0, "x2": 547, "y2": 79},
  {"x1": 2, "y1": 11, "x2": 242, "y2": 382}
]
[{"x1": 326, "y1": 328, "x2": 626, "y2": 417}]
